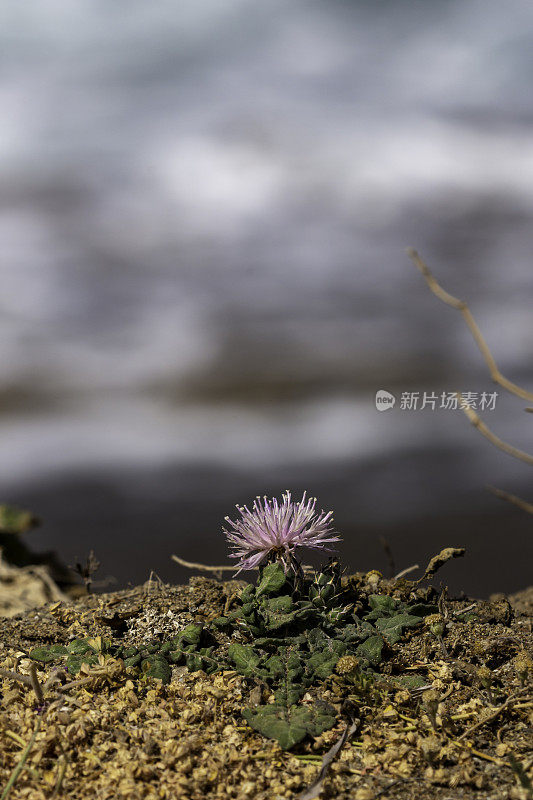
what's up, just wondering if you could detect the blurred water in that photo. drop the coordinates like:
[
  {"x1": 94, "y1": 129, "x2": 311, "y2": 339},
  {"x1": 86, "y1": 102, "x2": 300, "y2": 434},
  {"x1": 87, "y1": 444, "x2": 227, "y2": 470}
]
[{"x1": 0, "y1": 0, "x2": 532, "y2": 595}]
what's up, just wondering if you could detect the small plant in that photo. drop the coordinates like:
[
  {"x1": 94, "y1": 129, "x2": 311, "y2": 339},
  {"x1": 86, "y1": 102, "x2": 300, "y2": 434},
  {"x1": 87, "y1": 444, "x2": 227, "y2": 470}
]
[
  {"x1": 70, "y1": 550, "x2": 101, "y2": 594},
  {"x1": 28, "y1": 492, "x2": 452, "y2": 752}
]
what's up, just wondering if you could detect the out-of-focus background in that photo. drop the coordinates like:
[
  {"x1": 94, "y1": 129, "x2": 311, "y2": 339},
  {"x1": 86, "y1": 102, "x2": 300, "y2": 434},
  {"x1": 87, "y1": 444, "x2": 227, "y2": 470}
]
[{"x1": 1, "y1": 0, "x2": 532, "y2": 597}]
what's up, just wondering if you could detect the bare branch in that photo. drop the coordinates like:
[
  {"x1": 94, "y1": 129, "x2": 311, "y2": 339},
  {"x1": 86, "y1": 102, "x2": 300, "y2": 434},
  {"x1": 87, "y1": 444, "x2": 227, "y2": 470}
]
[
  {"x1": 488, "y1": 486, "x2": 533, "y2": 515},
  {"x1": 392, "y1": 564, "x2": 419, "y2": 581},
  {"x1": 457, "y1": 395, "x2": 533, "y2": 465},
  {"x1": 0, "y1": 667, "x2": 32, "y2": 687},
  {"x1": 171, "y1": 554, "x2": 314, "y2": 574},
  {"x1": 407, "y1": 249, "x2": 533, "y2": 402},
  {"x1": 171, "y1": 555, "x2": 239, "y2": 573}
]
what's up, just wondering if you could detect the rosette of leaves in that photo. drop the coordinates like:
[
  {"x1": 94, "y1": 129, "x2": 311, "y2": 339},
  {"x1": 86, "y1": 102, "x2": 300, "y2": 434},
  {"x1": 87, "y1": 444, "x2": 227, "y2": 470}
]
[
  {"x1": 217, "y1": 564, "x2": 319, "y2": 636},
  {"x1": 217, "y1": 561, "x2": 354, "y2": 638},
  {"x1": 219, "y1": 563, "x2": 361, "y2": 748},
  {"x1": 219, "y1": 566, "x2": 439, "y2": 748}
]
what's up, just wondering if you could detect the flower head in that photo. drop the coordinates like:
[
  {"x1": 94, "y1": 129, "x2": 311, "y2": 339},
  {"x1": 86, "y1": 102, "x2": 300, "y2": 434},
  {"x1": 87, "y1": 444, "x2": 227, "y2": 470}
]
[{"x1": 224, "y1": 490, "x2": 341, "y2": 573}]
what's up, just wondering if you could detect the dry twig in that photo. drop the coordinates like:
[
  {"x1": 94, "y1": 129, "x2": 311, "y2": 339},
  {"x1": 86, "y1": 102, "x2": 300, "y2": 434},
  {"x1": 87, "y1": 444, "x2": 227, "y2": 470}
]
[
  {"x1": 457, "y1": 396, "x2": 533, "y2": 465},
  {"x1": 456, "y1": 694, "x2": 531, "y2": 742},
  {"x1": 489, "y1": 486, "x2": 533, "y2": 515},
  {"x1": 171, "y1": 554, "x2": 314, "y2": 575},
  {"x1": 171, "y1": 555, "x2": 239, "y2": 574},
  {"x1": 296, "y1": 719, "x2": 359, "y2": 800},
  {"x1": 392, "y1": 564, "x2": 419, "y2": 581},
  {"x1": 407, "y1": 249, "x2": 533, "y2": 402}
]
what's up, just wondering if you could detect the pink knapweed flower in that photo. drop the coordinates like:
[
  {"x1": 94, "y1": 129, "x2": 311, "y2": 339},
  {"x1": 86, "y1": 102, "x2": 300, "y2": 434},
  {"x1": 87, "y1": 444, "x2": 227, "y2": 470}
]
[{"x1": 224, "y1": 490, "x2": 341, "y2": 573}]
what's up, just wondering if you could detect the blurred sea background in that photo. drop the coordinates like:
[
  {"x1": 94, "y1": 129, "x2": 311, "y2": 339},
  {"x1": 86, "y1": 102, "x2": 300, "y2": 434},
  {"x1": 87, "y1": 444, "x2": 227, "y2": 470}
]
[{"x1": 1, "y1": 0, "x2": 532, "y2": 597}]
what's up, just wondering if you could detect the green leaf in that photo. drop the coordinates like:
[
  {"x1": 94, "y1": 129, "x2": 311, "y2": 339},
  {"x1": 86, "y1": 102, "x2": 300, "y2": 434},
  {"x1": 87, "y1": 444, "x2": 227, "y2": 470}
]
[
  {"x1": 66, "y1": 654, "x2": 98, "y2": 675},
  {"x1": 272, "y1": 649, "x2": 305, "y2": 706},
  {"x1": 337, "y1": 624, "x2": 360, "y2": 643},
  {"x1": 240, "y1": 584, "x2": 255, "y2": 602},
  {"x1": 356, "y1": 635, "x2": 384, "y2": 666},
  {"x1": 211, "y1": 617, "x2": 230, "y2": 628},
  {"x1": 29, "y1": 645, "x2": 68, "y2": 663},
  {"x1": 264, "y1": 610, "x2": 300, "y2": 632},
  {"x1": 141, "y1": 655, "x2": 172, "y2": 684},
  {"x1": 264, "y1": 654, "x2": 284, "y2": 678},
  {"x1": 180, "y1": 624, "x2": 203, "y2": 646},
  {"x1": 168, "y1": 646, "x2": 187, "y2": 664},
  {"x1": 228, "y1": 643, "x2": 262, "y2": 675},
  {"x1": 67, "y1": 639, "x2": 96, "y2": 656},
  {"x1": 365, "y1": 595, "x2": 398, "y2": 620},
  {"x1": 375, "y1": 613, "x2": 421, "y2": 645},
  {"x1": 265, "y1": 595, "x2": 294, "y2": 613},
  {"x1": 256, "y1": 563, "x2": 287, "y2": 597},
  {"x1": 253, "y1": 637, "x2": 288, "y2": 649},
  {"x1": 186, "y1": 653, "x2": 204, "y2": 671},
  {"x1": 260, "y1": 596, "x2": 316, "y2": 632},
  {"x1": 356, "y1": 621, "x2": 377, "y2": 638},
  {"x1": 65, "y1": 656, "x2": 82, "y2": 674},
  {"x1": 240, "y1": 602, "x2": 255, "y2": 617},
  {"x1": 243, "y1": 704, "x2": 336, "y2": 750},
  {"x1": 307, "y1": 650, "x2": 341, "y2": 680},
  {"x1": 306, "y1": 628, "x2": 328, "y2": 648}
]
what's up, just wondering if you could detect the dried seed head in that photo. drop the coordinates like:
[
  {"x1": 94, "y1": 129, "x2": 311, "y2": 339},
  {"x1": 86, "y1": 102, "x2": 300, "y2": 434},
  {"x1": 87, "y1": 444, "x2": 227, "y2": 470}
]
[
  {"x1": 336, "y1": 655, "x2": 360, "y2": 676},
  {"x1": 425, "y1": 614, "x2": 445, "y2": 638}
]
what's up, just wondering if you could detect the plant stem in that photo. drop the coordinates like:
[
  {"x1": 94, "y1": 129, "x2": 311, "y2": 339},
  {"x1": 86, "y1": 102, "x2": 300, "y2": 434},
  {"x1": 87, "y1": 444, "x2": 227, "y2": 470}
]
[{"x1": 1, "y1": 717, "x2": 41, "y2": 800}]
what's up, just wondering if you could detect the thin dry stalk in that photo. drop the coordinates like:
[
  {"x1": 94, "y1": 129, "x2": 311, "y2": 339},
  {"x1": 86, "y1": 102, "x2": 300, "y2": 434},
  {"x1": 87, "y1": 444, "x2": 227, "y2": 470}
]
[
  {"x1": 393, "y1": 564, "x2": 419, "y2": 581},
  {"x1": 171, "y1": 555, "x2": 239, "y2": 573},
  {"x1": 407, "y1": 249, "x2": 533, "y2": 402},
  {"x1": 489, "y1": 486, "x2": 533, "y2": 515},
  {"x1": 296, "y1": 719, "x2": 359, "y2": 800},
  {"x1": 28, "y1": 665, "x2": 44, "y2": 705},
  {"x1": 0, "y1": 717, "x2": 42, "y2": 800},
  {"x1": 171, "y1": 554, "x2": 314, "y2": 574},
  {"x1": 456, "y1": 395, "x2": 533, "y2": 465},
  {"x1": 0, "y1": 668, "x2": 32, "y2": 687},
  {"x1": 456, "y1": 694, "x2": 531, "y2": 742}
]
